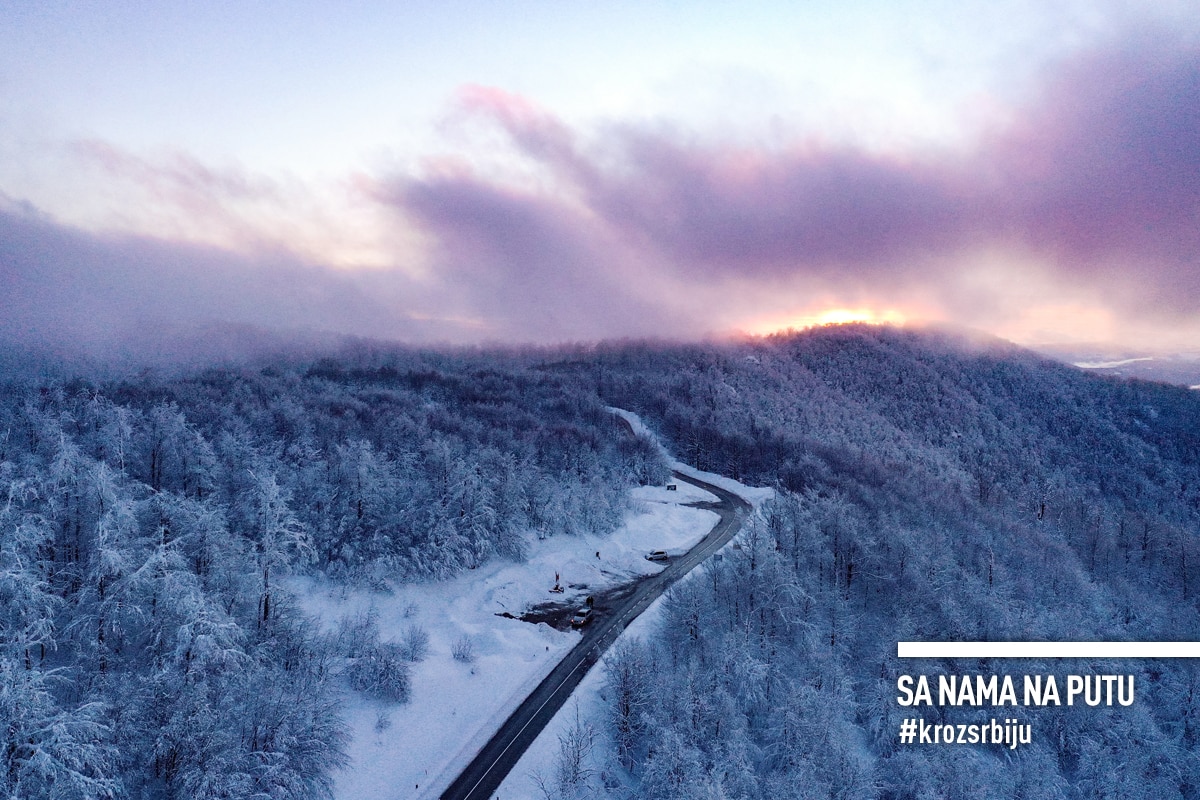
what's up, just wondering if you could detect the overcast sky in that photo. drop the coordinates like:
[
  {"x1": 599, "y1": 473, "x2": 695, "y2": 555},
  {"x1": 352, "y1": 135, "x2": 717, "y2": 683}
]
[{"x1": 2, "y1": 1, "x2": 1198, "y2": 359}]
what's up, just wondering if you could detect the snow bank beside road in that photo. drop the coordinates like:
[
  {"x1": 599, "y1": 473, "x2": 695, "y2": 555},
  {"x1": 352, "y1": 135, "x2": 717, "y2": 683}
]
[{"x1": 671, "y1": 461, "x2": 774, "y2": 507}]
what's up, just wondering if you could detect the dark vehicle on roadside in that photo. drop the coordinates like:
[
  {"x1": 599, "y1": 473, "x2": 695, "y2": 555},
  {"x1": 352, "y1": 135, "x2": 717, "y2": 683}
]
[
  {"x1": 645, "y1": 550, "x2": 669, "y2": 562},
  {"x1": 570, "y1": 607, "x2": 593, "y2": 627}
]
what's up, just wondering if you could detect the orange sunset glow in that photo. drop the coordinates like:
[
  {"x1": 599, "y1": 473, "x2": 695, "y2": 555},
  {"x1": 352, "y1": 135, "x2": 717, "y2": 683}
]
[{"x1": 740, "y1": 307, "x2": 914, "y2": 337}]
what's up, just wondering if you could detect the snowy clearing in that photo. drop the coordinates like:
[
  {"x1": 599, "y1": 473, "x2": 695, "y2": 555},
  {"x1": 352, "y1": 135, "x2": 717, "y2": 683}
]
[{"x1": 289, "y1": 479, "x2": 720, "y2": 799}]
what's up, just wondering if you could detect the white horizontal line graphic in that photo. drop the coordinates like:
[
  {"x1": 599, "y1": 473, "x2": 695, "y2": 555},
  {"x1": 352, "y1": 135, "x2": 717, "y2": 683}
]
[{"x1": 898, "y1": 642, "x2": 1200, "y2": 658}]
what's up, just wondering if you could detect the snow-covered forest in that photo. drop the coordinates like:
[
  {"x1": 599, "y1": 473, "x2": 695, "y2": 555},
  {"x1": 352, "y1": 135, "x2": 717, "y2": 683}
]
[
  {"x1": 0, "y1": 349, "x2": 666, "y2": 798},
  {"x1": 567, "y1": 326, "x2": 1200, "y2": 799},
  {"x1": 3, "y1": 324, "x2": 1200, "y2": 798}
]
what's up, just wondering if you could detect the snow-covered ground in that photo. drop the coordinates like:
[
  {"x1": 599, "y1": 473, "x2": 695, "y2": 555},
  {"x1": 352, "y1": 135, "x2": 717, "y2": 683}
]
[{"x1": 289, "y1": 409, "x2": 771, "y2": 799}]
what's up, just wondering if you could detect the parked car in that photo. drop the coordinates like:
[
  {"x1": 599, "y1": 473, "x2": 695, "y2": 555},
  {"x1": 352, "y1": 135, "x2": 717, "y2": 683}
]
[
  {"x1": 570, "y1": 607, "x2": 594, "y2": 627},
  {"x1": 645, "y1": 550, "x2": 669, "y2": 562}
]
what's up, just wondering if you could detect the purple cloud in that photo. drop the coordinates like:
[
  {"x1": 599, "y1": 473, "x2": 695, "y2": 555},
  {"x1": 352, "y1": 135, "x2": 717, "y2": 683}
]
[
  {"x1": 393, "y1": 176, "x2": 680, "y2": 342},
  {"x1": 390, "y1": 35, "x2": 1200, "y2": 318},
  {"x1": 4, "y1": 30, "x2": 1198, "y2": 362},
  {"x1": 990, "y1": 43, "x2": 1200, "y2": 285},
  {"x1": 579, "y1": 134, "x2": 969, "y2": 276}
]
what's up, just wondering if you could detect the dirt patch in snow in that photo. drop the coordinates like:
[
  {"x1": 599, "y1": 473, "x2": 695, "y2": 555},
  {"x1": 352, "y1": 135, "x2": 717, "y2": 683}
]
[{"x1": 499, "y1": 576, "x2": 653, "y2": 631}]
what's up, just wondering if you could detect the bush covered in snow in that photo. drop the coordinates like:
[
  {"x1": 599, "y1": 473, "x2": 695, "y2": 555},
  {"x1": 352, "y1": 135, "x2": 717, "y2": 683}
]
[
  {"x1": 346, "y1": 643, "x2": 411, "y2": 703},
  {"x1": 399, "y1": 624, "x2": 430, "y2": 663}
]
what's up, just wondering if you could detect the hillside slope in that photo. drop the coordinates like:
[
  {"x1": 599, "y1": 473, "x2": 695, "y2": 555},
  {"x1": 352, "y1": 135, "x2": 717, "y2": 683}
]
[{"x1": 536, "y1": 326, "x2": 1200, "y2": 799}]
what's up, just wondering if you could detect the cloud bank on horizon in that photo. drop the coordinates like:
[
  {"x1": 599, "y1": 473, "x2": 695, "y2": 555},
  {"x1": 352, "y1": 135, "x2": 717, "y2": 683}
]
[{"x1": 1, "y1": 3, "x2": 1198, "y2": 360}]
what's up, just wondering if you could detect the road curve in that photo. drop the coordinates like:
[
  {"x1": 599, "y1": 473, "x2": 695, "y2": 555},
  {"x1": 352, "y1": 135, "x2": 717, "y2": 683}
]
[{"x1": 439, "y1": 471, "x2": 751, "y2": 800}]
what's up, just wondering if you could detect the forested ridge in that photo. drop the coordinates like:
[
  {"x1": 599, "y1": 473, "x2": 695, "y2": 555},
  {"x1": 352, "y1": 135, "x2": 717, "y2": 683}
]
[{"x1": 2, "y1": 325, "x2": 1199, "y2": 798}]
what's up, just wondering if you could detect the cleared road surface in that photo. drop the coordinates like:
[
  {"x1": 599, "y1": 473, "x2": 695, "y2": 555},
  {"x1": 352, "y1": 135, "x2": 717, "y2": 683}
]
[{"x1": 440, "y1": 471, "x2": 751, "y2": 800}]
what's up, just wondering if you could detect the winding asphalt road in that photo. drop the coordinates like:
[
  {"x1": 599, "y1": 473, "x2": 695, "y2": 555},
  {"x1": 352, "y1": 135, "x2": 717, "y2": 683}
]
[{"x1": 439, "y1": 471, "x2": 751, "y2": 800}]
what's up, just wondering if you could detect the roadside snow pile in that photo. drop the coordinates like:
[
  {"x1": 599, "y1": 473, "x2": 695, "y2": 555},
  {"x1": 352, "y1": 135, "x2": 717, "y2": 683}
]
[{"x1": 672, "y1": 461, "x2": 775, "y2": 507}]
